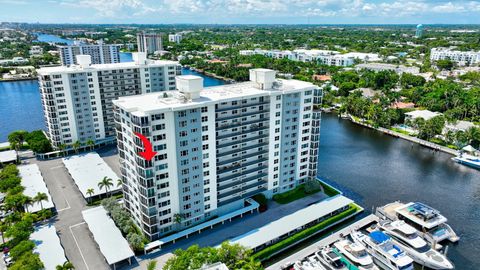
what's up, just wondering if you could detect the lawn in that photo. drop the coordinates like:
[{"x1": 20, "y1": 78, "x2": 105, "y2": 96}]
[{"x1": 272, "y1": 184, "x2": 320, "y2": 204}]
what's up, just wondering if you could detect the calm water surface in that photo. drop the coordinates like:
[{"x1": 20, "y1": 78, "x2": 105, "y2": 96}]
[{"x1": 318, "y1": 113, "x2": 480, "y2": 269}]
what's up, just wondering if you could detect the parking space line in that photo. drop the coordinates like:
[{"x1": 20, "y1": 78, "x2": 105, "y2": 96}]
[
  {"x1": 50, "y1": 165, "x2": 64, "y2": 170},
  {"x1": 69, "y1": 222, "x2": 89, "y2": 270}
]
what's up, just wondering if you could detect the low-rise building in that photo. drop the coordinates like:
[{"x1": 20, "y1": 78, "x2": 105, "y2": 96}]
[
  {"x1": 405, "y1": 110, "x2": 442, "y2": 122},
  {"x1": 29, "y1": 45, "x2": 43, "y2": 56},
  {"x1": 356, "y1": 63, "x2": 420, "y2": 74},
  {"x1": 444, "y1": 120, "x2": 476, "y2": 133}
]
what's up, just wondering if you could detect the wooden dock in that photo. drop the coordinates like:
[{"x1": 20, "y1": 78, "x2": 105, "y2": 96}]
[{"x1": 266, "y1": 214, "x2": 379, "y2": 270}]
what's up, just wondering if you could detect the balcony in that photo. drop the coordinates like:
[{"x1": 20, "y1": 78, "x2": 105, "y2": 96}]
[
  {"x1": 217, "y1": 173, "x2": 268, "y2": 190},
  {"x1": 217, "y1": 181, "x2": 268, "y2": 199},
  {"x1": 216, "y1": 165, "x2": 268, "y2": 182},
  {"x1": 217, "y1": 158, "x2": 268, "y2": 174},
  {"x1": 216, "y1": 109, "x2": 269, "y2": 122},
  {"x1": 217, "y1": 186, "x2": 267, "y2": 206},
  {"x1": 216, "y1": 117, "x2": 269, "y2": 131},
  {"x1": 217, "y1": 142, "x2": 268, "y2": 158},
  {"x1": 216, "y1": 126, "x2": 269, "y2": 140},
  {"x1": 215, "y1": 101, "x2": 270, "y2": 113},
  {"x1": 217, "y1": 133, "x2": 268, "y2": 148},
  {"x1": 217, "y1": 150, "x2": 268, "y2": 166}
]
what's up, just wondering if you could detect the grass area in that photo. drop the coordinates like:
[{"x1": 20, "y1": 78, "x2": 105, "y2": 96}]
[
  {"x1": 319, "y1": 181, "x2": 341, "y2": 197},
  {"x1": 390, "y1": 127, "x2": 411, "y2": 136},
  {"x1": 252, "y1": 204, "x2": 360, "y2": 261},
  {"x1": 272, "y1": 184, "x2": 320, "y2": 204}
]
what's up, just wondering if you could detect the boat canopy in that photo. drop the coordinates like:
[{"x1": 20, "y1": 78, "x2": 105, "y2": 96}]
[
  {"x1": 462, "y1": 145, "x2": 477, "y2": 153},
  {"x1": 370, "y1": 231, "x2": 390, "y2": 244}
]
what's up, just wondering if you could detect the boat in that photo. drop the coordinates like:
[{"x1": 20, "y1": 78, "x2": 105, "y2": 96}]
[
  {"x1": 351, "y1": 231, "x2": 414, "y2": 270},
  {"x1": 452, "y1": 153, "x2": 480, "y2": 170},
  {"x1": 293, "y1": 257, "x2": 326, "y2": 270},
  {"x1": 379, "y1": 220, "x2": 454, "y2": 269},
  {"x1": 375, "y1": 202, "x2": 459, "y2": 244},
  {"x1": 333, "y1": 238, "x2": 378, "y2": 270},
  {"x1": 316, "y1": 247, "x2": 349, "y2": 270}
]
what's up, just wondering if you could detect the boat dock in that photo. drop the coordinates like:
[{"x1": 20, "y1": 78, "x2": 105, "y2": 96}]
[{"x1": 266, "y1": 214, "x2": 379, "y2": 270}]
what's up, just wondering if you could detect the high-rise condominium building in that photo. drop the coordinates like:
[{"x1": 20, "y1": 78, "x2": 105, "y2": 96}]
[
  {"x1": 137, "y1": 32, "x2": 163, "y2": 54},
  {"x1": 113, "y1": 69, "x2": 321, "y2": 240},
  {"x1": 168, "y1": 34, "x2": 183, "y2": 44},
  {"x1": 58, "y1": 44, "x2": 121, "y2": 66},
  {"x1": 37, "y1": 53, "x2": 181, "y2": 148}
]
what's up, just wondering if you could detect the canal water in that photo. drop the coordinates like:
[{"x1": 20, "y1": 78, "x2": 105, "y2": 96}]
[{"x1": 317, "y1": 113, "x2": 479, "y2": 269}]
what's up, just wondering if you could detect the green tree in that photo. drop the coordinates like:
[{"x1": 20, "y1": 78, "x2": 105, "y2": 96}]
[
  {"x1": 56, "y1": 261, "x2": 75, "y2": 270},
  {"x1": 34, "y1": 192, "x2": 49, "y2": 210},
  {"x1": 86, "y1": 139, "x2": 95, "y2": 151},
  {"x1": 86, "y1": 188, "x2": 95, "y2": 203},
  {"x1": 98, "y1": 176, "x2": 114, "y2": 197},
  {"x1": 72, "y1": 140, "x2": 81, "y2": 154},
  {"x1": 436, "y1": 59, "x2": 454, "y2": 70},
  {"x1": 117, "y1": 179, "x2": 123, "y2": 187},
  {"x1": 4, "y1": 193, "x2": 29, "y2": 212},
  {"x1": 146, "y1": 260, "x2": 157, "y2": 270},
  {"x1": 58, "y1": 143, "x2": 67, "y2": 157},
  {"x1": 9, "y1": 240, "x2": 35, "y2": 260},
  {"x1": 9, "y1": 252, "x2": 43, "y2": 270},
  {"x1": 8, "y1": 130, "x2": 28, "y2": 152}
]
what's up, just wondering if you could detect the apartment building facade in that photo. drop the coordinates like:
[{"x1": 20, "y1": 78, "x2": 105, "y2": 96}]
[
  {"x1": 113, "y1": 69, "x2": 321, "y2": 240},
  {"x1": 137, "y1": 32, "x2": 163, "y2": 54},
  {"x1": 430, "y1": 48, "x2": 480, "y2": 66},
  {"x1": 37, "y1": 53, "x2": 181, "y2": 148},
  {"x1": 58, "y1": 44, "x2": 121, "y2": 65},
  {"x1": 168, "y1": 34, "x2": 183, "y2": 44}
]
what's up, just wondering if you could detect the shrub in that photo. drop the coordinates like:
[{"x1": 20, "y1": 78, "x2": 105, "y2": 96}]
[
  {"x1": 304, "y1": 179, "x2": 321, "y2": 194},
  {"x1": 252, "y1": 194, "x2": 267, "y2": 206},
  {"x1": 9, "y1": 240, "x2": 34, "y2": 260}
]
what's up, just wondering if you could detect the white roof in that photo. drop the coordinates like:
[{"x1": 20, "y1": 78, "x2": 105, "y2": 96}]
[
  {"x1": 18, "y1": 164, "x2": 54, "y2": 213},
  {"x1": 229, "y1": 195, "x2": 353, "y2": 249},
  {"x1": 395, "y1": 202, "x2": 447, "y2": 229},
  {"x1": 0, "y1": 150, "x2": 16, "y2": 163},
  {"x1": 82, "y1": 206, "x2": 134, "y2": 265},
  {"x1": 405, "y1": 110, "x2": 442, "y2": 120},
  {"x1": 114, "y1": 79, "x2": 316, "y2": 115},
  {"x1": 62, "y1": 152, "x2": 120, "y2": 198},
  {"x1": 37, "y1": 59, "x2": 179, "y2": 74},
  {"x1": 446, "y1": 120, "x2": 476, "y2": 131},
  {"x1": 30, "y1": 225, "x2": 67, "y2": 270}
]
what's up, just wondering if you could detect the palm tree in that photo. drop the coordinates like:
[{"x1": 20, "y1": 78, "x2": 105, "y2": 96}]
[
  {"x1": 117, "y1": 179, "x2": 123, "y2": 187},
  {"x1": 72, "y1": 140, "x2": 81, "y2": 154},
  {"x1": 58, "y1": 143, "x2": 67, "y2": 157},
  {"x1": 98, "y1": 176, "x2": 114, "y2": 197},
  {"x1": 86, "y1": 139, "x2": 95, "y2": 151},
  {"x1": 24, "y1": 196, "x2": 34, "y2": 213},
  {"x1": 56, "y1": 261, "x2": 75, "y2": 270},
  {"x1": 146, "y1": 260, "x2": 157, "y2": 270},
  {"x1": 34, "y1": 192, "x2": 49, "y2": 210},
  {"x1": 86, "y1": 188, "x2": 95, "y2": 203}
]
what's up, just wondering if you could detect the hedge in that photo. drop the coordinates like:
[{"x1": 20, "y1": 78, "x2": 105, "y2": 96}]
[{"x1": 252, "y1": 204, "x2": 359, "y2": 261}]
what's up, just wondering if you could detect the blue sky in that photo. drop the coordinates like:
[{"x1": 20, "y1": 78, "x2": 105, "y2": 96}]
[{"x1": 1, "y1": 0, "x2": 480, "y2": 24}]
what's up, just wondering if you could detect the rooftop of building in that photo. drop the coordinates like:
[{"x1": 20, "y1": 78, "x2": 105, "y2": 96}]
[
  {"x1": 37, "y1": 53, "x2": 179, "y2": 74},
  {"x1": 405, "y1": 109, "x2": 442, "y2": 120},
  {"x1": 114, "y1": 73, "x2": 316, "y2": 115}
]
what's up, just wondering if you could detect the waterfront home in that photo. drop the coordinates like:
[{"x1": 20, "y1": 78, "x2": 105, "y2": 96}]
[
  {"x1": 350, "y1": 88, "x2": 381, "y2": 99},
  {"x1": 443, "y1": 120, "x2": 477, "y2": 134},
  {"x1": 404, "y1": 110, "x2": 442, "y2": 122},
  {"x1": 390, "y1": 101, "x2": 415, "y2": 109}
]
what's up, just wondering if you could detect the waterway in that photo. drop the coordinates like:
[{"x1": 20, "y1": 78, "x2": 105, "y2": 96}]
[{"x1": 317, "y1": 113, "x2": 479, "y2": 269}]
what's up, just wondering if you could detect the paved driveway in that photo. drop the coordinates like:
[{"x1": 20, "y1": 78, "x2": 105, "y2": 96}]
[{"x1": 25, "y1": 154, "x2": 110, "y2": 270}]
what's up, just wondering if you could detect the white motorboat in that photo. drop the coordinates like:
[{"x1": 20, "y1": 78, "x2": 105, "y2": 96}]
[
  {"x1": 333, "y1": 238, "x2": 378, "y2": 270},
  {"x1": 316, "y1": 247, "x2": 349, "y2": 270},
  {"x1": 380, "y1": 220, "x2": 454, "y2": 269},
  {"x1": 293, "y1": 257, "x2": 326, "y2": 270},
  {"x1": 452, "y1": 153, "x2": 480, "y2": 170},
  {"x1": 376, "y1": 202, "x2": 459, "y2": 244},
  {"x1": 351, "y1": 231, "x2": 414, "y2": 270}
]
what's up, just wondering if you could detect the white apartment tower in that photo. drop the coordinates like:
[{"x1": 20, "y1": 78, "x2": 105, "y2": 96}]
[
  {"x1": 113, "y1": 69, "x2": 321, "y2": 240},
  {"x1": 430, "y1": 48, "x2": 480, "y2": 66},
  {"x1": 37, "y1": 53, "x2": 181, "y2": 148},
  {"x1": 58, "y1": 44, "x2": 121, "y2": 66},
  {"x1": 137, "y1": 32, "x2": 163, "y2": 54},
  {"x1": 168, "y1": 34, "x2": 183, "y2": 44}
]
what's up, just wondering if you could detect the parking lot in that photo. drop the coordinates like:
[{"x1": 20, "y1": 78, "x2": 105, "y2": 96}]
[{"x1": 24, "y1": 151, "x2": 110, "y2": 270}]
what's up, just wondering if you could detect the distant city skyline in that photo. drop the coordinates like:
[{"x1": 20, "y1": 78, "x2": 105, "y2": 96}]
[{"x1": 1, "y1": 0, "x2": 480, "y2": 24}]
